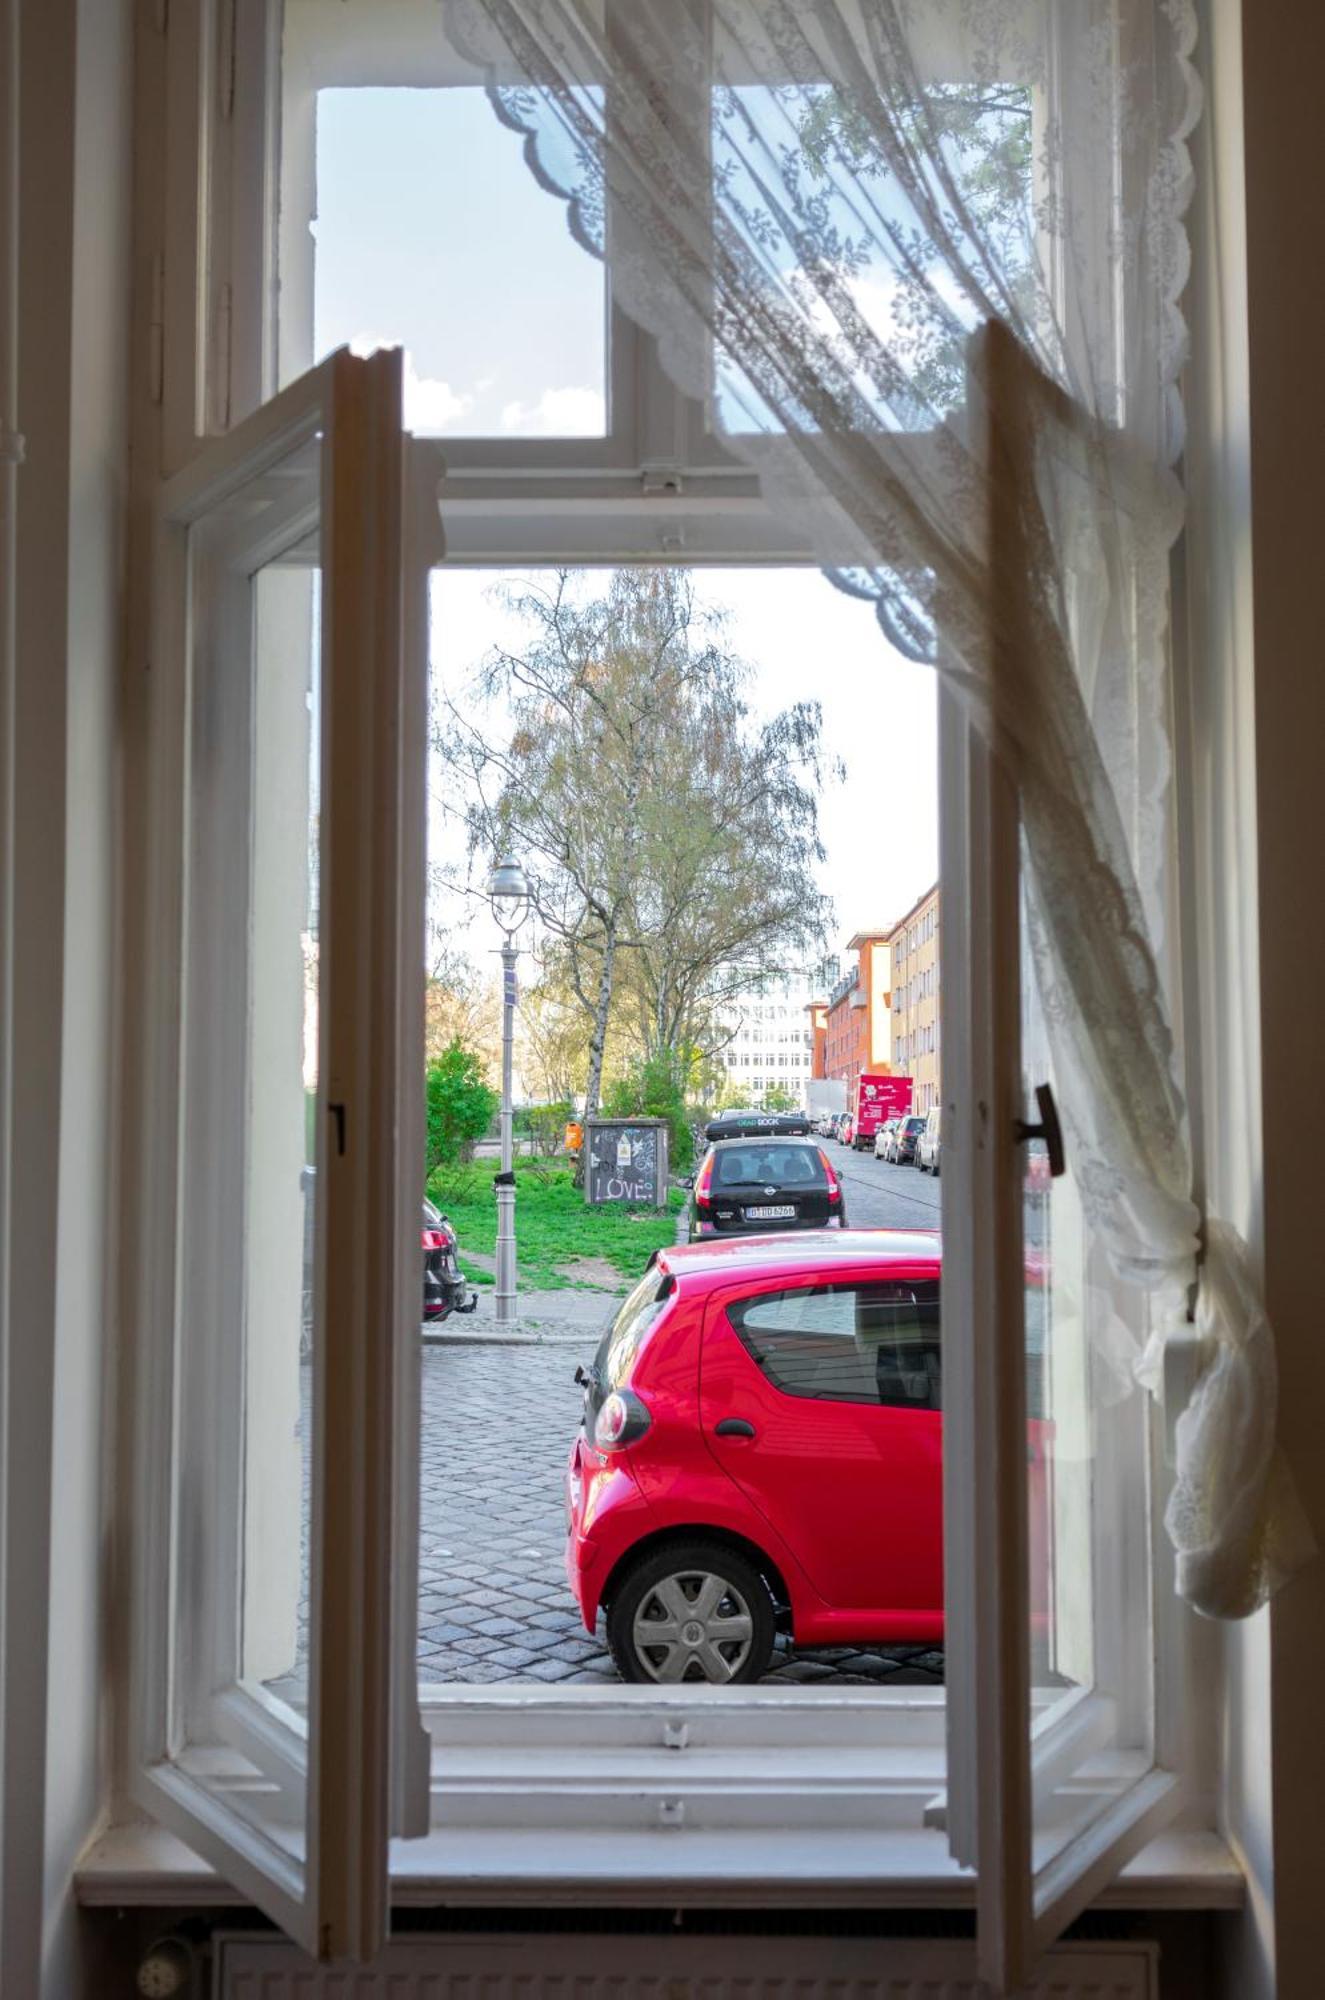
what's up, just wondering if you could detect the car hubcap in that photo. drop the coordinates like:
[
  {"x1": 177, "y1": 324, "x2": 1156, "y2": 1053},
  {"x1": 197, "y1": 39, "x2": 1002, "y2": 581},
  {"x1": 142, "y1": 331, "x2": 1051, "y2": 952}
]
[{"x1": 632, "y1": 1569, "x2": 756, "y2": 1683}]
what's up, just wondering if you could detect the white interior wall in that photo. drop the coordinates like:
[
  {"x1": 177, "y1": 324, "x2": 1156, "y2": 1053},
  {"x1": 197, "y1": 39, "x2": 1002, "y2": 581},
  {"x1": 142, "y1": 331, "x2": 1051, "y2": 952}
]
[
  {"x1": 0, "y1": 2, "x2": 131, "y2": 1995},
  {"x1": 1238, "y1": 3, "x2": 1325, "y2": 1996},
  {"x1": 1185, "y1": 2, "x2": 1325, "y2": 1996},
  {"x1": 1183, "y1": 4, "x2": 1271, "y2": 1992}
]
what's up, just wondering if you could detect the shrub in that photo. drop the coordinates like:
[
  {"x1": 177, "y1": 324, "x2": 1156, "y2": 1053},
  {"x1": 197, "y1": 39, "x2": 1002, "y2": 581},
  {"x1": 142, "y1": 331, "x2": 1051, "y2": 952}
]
[
  {"x1": 425, "y1": 1040, "x2": 500, "y2": 1174},
  {"x1": 527, "y1": 1099, "x2": 574, "y2": 1156},
  {"x1": 760, "y1": 1084, "x2": 798, "y2": 1112},
  {"x1": 603, "y1": 1049, "x2": 695, "y2": 1172}
]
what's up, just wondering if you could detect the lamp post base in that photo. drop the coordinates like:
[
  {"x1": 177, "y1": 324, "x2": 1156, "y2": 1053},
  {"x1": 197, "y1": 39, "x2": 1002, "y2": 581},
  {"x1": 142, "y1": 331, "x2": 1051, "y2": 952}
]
[{"x1": 494, "y1": 1170, "x2": 517, "y2": 1325}]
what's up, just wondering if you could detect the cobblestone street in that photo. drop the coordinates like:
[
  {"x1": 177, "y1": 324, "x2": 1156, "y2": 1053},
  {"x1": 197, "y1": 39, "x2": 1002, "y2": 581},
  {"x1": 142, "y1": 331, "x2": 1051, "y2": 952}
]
[
  {"x1": 289, "y1": 1152, "x2": 949, "y2": 1694},
  {"x1": 416, "y1": 1331, "x2": 944, "y2": 1689}
]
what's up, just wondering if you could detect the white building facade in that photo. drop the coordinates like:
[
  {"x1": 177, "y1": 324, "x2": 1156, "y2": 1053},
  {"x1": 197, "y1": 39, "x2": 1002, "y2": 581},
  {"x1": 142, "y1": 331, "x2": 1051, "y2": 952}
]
[{"x1": 713, "y1": 958, "x2": 838, "y2": 1109}]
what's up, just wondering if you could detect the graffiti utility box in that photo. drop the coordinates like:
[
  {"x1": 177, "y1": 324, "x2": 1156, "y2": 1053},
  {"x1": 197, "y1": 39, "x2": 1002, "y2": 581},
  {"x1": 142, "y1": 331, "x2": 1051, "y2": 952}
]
[{"x1": 584, "y1": 1118, "x2": 670, "y2": 1207}]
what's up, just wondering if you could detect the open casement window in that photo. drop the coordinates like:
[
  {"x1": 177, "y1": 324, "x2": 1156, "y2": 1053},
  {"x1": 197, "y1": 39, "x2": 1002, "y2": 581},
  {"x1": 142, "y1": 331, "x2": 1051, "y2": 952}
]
[
  {"x1": 129, "y1": 347, "x2": 430, "y2": 1960},
  {"x1": 939, "y1": 326, "x2": 1182, "y2": 1994}
]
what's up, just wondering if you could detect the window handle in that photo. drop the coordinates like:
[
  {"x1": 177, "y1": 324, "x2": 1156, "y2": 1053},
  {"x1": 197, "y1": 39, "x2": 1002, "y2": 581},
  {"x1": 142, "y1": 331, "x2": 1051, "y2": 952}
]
[
  {"x1": 714, "y1": 1417, "x2": 756, "y2": 1439},
  {"x1": 1014, "y1": 1082, "x2": 1065, "y2": 1178}
]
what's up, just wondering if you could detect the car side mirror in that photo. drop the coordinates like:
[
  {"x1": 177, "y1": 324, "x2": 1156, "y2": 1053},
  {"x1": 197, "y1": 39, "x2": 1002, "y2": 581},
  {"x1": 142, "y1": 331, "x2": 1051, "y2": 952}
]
[{"x1": 680, "y1": 1174, "x2": 695, "y2": 1188}]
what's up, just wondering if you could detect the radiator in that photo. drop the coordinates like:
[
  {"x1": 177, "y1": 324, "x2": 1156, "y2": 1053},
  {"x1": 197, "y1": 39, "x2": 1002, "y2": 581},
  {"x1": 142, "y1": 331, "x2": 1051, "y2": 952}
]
[{"x1": 213, "y1": 1933, "x2": 1157, "y2": 1999}]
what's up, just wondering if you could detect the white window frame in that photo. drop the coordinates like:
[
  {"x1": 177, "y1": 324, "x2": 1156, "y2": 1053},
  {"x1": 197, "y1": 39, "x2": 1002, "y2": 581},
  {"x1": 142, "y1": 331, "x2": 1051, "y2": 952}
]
[
  {"x1": 120, "y1": 0, "x2": 1220, "y2": 1964},
  {"x1": 126, "y1": 346, "x2": 429, "y2": 1960},
  {"x1": 939, "y1": 323, "x2": 1194, "y2": 1991},
  {"x1": 212, "y1": 0, "x2": 812, "y2": 567}
]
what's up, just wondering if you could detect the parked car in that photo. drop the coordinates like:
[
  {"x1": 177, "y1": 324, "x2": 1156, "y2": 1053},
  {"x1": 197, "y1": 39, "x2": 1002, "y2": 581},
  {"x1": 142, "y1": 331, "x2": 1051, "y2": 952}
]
[
  {"x1": 834, "y1": 1112, "x2": 855, "y2": 1146},
  {"x1": 565, "y1": 1230, "x2": 945, "y2": 1681},
  {"x1": 891, "y1": 1114, "x2": 928, "y2": 1165},
  {"x1": 916, "y1": 1108, "x2": 941, "y2": 1175},
  {"x1": 874, "y1": 1117, "x2": 900, "y2": 1161},
  {"x1": 703, "y1": 1109, "x2": 812, "y2": 1142},
  {"x1": 689, "y1": 1136, "x2": 847, "y2": 1240},
  {"x1": 300, "y1": 1167, "x2": 478, "y2": 1333},
  {"x1": 421, "y1": 1195, "x2": 480, "y2": 1323}
]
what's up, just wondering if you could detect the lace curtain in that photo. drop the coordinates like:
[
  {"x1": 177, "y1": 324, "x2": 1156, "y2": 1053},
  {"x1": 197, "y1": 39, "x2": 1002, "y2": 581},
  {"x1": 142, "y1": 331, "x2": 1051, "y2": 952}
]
[{"x1": 446, "y1": 0, "x2": 1311, "y2": 1616}]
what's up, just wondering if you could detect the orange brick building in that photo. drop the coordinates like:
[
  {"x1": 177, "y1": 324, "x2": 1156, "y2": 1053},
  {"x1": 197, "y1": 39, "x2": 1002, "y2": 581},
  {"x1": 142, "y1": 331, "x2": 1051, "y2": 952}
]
[
  {"x1": 815, "y1": 891, "x2": 941, "y2": 1115},
  {"x1": 820, "y1": 931, "x2": 895, "y2": 1104}
]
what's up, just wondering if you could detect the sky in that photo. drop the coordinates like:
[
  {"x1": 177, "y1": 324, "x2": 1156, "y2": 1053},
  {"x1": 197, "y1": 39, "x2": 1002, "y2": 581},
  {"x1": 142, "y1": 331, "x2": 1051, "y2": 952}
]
[{"x1": 311, "y1": 86, "x2": 938, "y2": 975}]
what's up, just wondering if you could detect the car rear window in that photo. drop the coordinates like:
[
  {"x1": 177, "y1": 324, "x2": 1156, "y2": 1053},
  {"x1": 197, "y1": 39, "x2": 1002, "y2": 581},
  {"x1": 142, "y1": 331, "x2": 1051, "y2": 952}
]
[
  {"x1": 728, "y1": 1281, "x2": 941, "y2": 1409},
  {"x1": 904, "y1": 1116, "x2": 926, "y2": 1133},
  {"x1": 593, "y1": 1268, "x2": 676, "y2": 1391},
  {"x1": 712, "y1": 1144, "x2": 826, "y2": 1189}
]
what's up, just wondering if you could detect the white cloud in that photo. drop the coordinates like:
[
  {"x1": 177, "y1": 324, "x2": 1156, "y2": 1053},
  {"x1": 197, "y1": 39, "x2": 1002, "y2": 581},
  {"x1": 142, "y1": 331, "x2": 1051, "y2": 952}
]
[
  {"x1": 499, "y1": 385, "x2": 606, "y2": 436},
  {"x1": 346, "y1": 333, "x2": 475, "y2": 433},
  {"x1": 404, "y1": 364, "x2": 474, "y2": 433}
]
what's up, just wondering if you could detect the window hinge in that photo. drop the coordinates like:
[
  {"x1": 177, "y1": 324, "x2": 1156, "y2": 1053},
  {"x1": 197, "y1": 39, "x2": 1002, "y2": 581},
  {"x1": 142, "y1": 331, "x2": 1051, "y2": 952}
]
[
  {"x1": 641, "y1": 464, "x2": 684, "y2": 497},
  {"x1": 148, "y1": 251, "x2": 165, "y2": 406},
  {"x1": 217, "y1": 0, "x2": 236, "y2": 119}
]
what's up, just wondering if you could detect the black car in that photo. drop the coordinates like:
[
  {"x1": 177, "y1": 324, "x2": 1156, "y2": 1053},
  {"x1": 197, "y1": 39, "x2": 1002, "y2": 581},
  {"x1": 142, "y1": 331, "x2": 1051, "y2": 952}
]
[
  {"x1": 300, "y1": 1167, "x2": 477, "y2": 1329},
  {"x1": 689, "y1": 1135, "x2": 846, "y2": 1239},
  {"x1": 703, "y1": 1108, "x2": 812, "y2": 1142},
  {"x1": 892, "y1": 1114, "x2": 928, "y2": 1165},
  {"x1": 421, "y1": 1195, "x2": 479, "y2": 1323}
]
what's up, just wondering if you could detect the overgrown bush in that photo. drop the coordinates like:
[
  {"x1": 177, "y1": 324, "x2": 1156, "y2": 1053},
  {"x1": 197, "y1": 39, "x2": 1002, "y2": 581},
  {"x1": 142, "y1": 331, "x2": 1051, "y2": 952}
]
[
  {"x1": 425, "y1": 1040, "x2": 499, "y2": 1175},
  {"x1": 527, "y1": 1099, "x2": 574, "y2": 1156}
]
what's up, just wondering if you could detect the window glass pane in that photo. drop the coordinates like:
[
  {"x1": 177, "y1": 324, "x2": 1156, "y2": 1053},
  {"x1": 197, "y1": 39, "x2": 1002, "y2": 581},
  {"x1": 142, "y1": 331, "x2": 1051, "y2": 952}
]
[
  {"x1": 730, "y1": 1283, "x2": 941, "y2": 1408},
  {"x1": 594, "y1": 1270, "x2": 673, "y2": 1391},
  {"x1": 299, "y1": 83, "x2": 606, "y2": 435},
  {"x1": 707, "y1": 76, "x2": 1032, "y2": 435},
  {"x1": 713, "y1": 1144, "x2": 827, "y2": 1188},
  {"x1": 177, "y1": 432, "x2": 324, "y2": 1745},
  {"x1": 1022, "y1": 880, "x2": 1154, "y2": 1864},
  {"x1": 240, "y1": 565, "x2": 321, "y2": 1706}
]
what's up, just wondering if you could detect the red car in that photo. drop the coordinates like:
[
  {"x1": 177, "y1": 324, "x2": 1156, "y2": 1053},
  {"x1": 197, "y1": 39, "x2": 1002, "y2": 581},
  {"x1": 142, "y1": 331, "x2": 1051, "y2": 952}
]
[{"x1": 565, "y1": 1230, "x2": 945, "y2": 1683}]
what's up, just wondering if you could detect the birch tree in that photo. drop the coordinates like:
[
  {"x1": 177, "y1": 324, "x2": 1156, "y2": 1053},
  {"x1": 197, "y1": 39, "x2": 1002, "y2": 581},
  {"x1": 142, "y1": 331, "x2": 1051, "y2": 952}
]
[
  {"x1": 439, "y1": 570, "x2": 728, "y2": 1118},
  {"x1": 438, "y1": 567, "x2": 833, "y2": 1117}
]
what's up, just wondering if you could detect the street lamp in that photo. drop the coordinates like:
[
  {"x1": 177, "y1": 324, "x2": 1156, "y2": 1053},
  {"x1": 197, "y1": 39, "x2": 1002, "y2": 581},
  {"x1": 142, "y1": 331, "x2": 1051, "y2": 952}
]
[{"x1": 487, "y1": 857, "x2": 530, "y2": 1324}]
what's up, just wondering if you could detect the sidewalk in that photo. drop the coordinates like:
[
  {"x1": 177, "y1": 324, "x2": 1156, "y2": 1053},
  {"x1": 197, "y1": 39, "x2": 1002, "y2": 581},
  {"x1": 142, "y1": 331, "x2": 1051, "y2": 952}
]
[
  {"x1": 424, "y1": 1243, "x2": 625, "y2": 1346},
  {"x1": 424, "y1": 1193, "x2": 691, "y2": 1347}
]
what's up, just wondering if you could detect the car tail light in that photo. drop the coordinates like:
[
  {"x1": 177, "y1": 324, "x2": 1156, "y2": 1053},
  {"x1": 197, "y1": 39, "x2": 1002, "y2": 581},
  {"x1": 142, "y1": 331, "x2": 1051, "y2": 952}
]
[
  {"x1": 818, "y1": 1149, "x2": 841, "y2": 1204},
  {"x1": 693, "y1": 1151, "x2": 715, "y2": 1211},
  {"x1": 594, "y1": 1389, "x2": 652, "y2": 1450},
  {"x1": 421, "y1": 1227, "x2": 449, "y2": 1250}
]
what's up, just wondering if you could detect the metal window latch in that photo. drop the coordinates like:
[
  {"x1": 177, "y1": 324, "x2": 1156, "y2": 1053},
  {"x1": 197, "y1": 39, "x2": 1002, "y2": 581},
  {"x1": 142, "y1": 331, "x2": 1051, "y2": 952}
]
[{"x1": 1014, "y1": 1082, "x2": 1066, "y2": 1177}]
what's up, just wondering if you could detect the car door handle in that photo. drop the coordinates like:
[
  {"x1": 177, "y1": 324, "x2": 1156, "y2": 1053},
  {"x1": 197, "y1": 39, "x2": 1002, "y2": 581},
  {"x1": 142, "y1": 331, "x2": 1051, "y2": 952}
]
[{"x1": 714, "y1": 1418, "x2": 756, "y2": 1439}]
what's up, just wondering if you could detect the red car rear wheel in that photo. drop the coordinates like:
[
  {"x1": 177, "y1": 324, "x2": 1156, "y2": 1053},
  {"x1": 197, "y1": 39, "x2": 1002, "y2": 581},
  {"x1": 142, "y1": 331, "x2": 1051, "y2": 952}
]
[{"x1": 606, "y1": 1539, "x2": 777, "y2": 1685}]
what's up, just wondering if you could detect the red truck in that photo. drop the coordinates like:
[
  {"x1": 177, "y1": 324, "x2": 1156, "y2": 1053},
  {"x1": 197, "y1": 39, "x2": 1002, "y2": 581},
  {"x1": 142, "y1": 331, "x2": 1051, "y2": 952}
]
[{"x1": 852, "y1": 1073, "x2": 913, "y2": 1150}]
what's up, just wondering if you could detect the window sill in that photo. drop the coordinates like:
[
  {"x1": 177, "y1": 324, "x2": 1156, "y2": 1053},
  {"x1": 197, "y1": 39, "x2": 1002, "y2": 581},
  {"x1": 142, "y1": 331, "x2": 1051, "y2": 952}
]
[{"x1": 76, "y1": 1822, "x2": 1244, "y2": 1913}]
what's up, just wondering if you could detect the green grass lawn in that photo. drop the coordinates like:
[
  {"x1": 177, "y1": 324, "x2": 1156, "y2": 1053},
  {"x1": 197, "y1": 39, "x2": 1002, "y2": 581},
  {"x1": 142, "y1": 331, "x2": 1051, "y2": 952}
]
[{"x1": 428, "y1": 1159, "x2": 684, "y2": 1291}]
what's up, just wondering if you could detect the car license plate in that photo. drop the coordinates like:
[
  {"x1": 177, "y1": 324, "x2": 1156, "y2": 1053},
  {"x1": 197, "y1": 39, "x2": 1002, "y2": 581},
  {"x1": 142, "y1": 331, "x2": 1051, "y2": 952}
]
[{"x1": 746, "y1": 1203, "x2": 796, "y2": 1220}]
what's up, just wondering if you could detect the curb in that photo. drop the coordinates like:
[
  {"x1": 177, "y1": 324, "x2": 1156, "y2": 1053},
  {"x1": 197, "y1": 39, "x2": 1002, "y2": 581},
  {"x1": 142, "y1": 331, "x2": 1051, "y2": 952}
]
[{"x1": 421, "y1": 1327, "x2": 594, "y2": 1347}]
